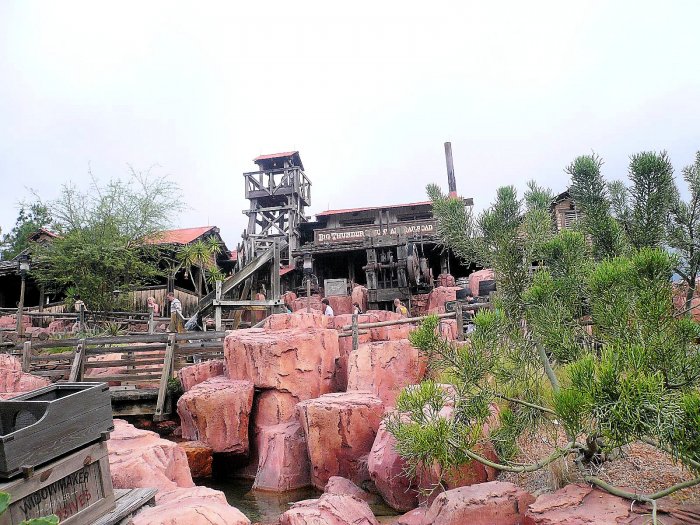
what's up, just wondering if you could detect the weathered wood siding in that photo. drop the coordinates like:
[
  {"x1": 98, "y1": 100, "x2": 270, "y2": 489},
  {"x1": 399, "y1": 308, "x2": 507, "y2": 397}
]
[{"x1": 129, "y1": 286, "x2": 198, "y2": 316}]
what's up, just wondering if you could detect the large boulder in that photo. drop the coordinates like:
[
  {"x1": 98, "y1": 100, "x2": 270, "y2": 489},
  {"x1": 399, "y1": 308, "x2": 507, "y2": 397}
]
[
  {"x1": 424, "y1": 481, "x2": 534, "y2": 525},
  {"x1": 253, "y1": 421, "x2": 311, "y2": 492},
  {"x1": 47, "y1": 319, "x2": 70, "y2": 333},
  {"x1": 436, "y1": 273, "x2": 456, "y2": 288},
  {"x1": 297, "y1": 391, "x2": 384, "y2": 489},
  {"x1": 387, "y1": 509, "x2": 425, "y2": 525},
  {"x1": 177, "y1": 441, "x2": 213, "y2": 479},
  {"x1": 347, "y1": 339, "x2": 427, "y2": 407},
  {"x1": 291, "y1": 295, "x2": 323, "y2": 313},
  {"x1": 225, "y1": 328, "x2": 339, "y2": 401},
  {"x1": 352, "y1": 285, "x2": 368, "y2": 313},
  {"x1": 178, "y1": 359, "x2": 225, "y2": 391},
  {"x1": 261, "y1": 311, "x2": 330, "y2": 330},
  {"x1": 468, "y1": 268, "x2": 495, "y2": 297},
  {"x1": 427, "y1": 287, "x2": 461, "y2": 314},
  {"x1": 324, "y1": 476, "x2": 383, "y2": 506},
  {"x1": 280, "y1": 492, "x2": 378, "y2": 525},
  {"x1": 366, "y1": 310, "x2": 414, "y2": 341},
  {"x1": 177, "y1": 377, "x2": 254, "y2": 453},
  {"x1": 330, "y1": 313, "x2": 373, "y2": 391},
  {"x1": 108, "y1": 419, "x2": 194, "y2": 491},
  {"x1": 0, "y1": 315, "x2": 30, "y2": 329},
  {"x1": 367, "y1": 423, "x2": 417, "y2": 512},
  {"x1": 0, "y1": 354, "x2": 49, "y2": 398},
  {"x1": 253, "y1": 389, "x2": 299, "y2": 427},
  {"x1": 329, "y1": 295, "x2": 353, "y2": 315},
  {"x1": 132, "y1": 486, "x2": 250, "y2": 525}
]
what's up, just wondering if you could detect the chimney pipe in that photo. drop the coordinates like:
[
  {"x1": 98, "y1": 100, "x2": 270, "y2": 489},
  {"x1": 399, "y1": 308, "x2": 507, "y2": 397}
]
[{"x1": 444, "y1": 142, "x2": 457, "y2": 195}]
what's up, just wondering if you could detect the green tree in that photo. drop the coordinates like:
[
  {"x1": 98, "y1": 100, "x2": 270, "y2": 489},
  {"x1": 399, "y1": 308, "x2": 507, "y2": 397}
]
[
  {"x1": 566, "y1": 153, "x2": 626, "y2": 259},
  {"x1": 388, "y1": 182, "x2": 700, "y2": 521},
  {"x1": 668, "y1": 152, "x2": 700, "y2": 310},
  {"x1": 177, "y1": 237, "x2": 224, "y2": 298},
  {"x1": 31, "y1": 168, "x2": 182, "y2": 311},
  {"x1": 0, "y1": 203, "x2": 52, "y2": 260}
]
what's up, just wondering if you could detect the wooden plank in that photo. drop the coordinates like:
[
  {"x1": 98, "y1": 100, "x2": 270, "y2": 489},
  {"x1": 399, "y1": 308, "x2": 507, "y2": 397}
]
[
  {"x1": 21, "y1": 341, "x2": 31, "y2": 373},
  {"x1": 232, "y1": 278, "x2": 252, "y2": 330},
  {"x1": 340, "y1": 312, "x2": 455, "y2": 330},
  {"x1": 153, "y1": 334, "x2": 175, "y2": 421},
  {"x1": 213, "y1": 299, "x2": 283, "y2": 307},
  {"x1": 30, "y1": 353, "x2": 75, "y2": 362},
  {"x1": 84, "y1": 358, "x2": 166, "y2": 368},
  {"x1": 30, "y1": 369, "x2": 70, "y2": 377},
  {"x1": 92, "y1": 488, "x2": 156, "y2": 525},
  {"x1": 68, "y1": 339, "x2": 85, "y2": 382},
  {"x1": 93, "y1": 373, "x2": 163, "y2": 382}
]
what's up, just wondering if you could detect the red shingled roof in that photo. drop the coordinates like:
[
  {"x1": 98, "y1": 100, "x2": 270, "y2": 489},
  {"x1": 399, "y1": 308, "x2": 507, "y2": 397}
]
[
  {"x1": 253, "y1": 151, "x2": 298, "y2": 162},
  {"x1": 316, "y1": 201, "x2": 432, "y2": 217},
  {"x1": 145, "y1": 226, "x2": 216, "y2": 245}
]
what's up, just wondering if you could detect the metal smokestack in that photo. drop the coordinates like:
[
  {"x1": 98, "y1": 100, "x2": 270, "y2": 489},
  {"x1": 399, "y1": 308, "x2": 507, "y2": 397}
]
[{"x1": 444, "y1": 142, "x2": 457, "y2": 195}]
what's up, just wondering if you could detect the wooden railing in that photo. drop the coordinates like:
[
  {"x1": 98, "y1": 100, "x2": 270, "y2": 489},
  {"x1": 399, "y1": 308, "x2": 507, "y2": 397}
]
[{"x1": 21, "y1": 332, "x2": 227, "y2": 419}]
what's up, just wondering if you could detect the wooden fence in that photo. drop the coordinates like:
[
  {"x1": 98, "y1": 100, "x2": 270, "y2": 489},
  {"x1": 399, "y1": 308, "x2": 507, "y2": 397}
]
[
  {"x1": 129, "y1": 286, "x2": 199, "y2": 317},
  {"x1": 21, "y1": 331, "x2": 226, "y2": 419}
]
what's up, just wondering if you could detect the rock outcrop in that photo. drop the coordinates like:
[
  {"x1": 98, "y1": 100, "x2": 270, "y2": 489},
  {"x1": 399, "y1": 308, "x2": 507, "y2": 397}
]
[
  {"x1": 324, "y1": 476, "x2": 382, "y2": 506},
  {"x1": 132, "y1": 486, "x2": 250, "y2": 525},
  {"x1": 347, "y1": 339, "x2": 427, "y2": 406},
  {"x1": 0, "y1": 354, "x2": 49, "y2": 398},
  {"x1": 177, "y1": 377, "x2": 254, "y2": 453},
  {"x1": 352, "y1": 285, "x2": 368, "y2": 313},
  {"x1": 177, "y1": 441, "x2": 213, "y2": 479},
  {"x1": 426, "y1": 286, "x2": 461, "y2": 314},
  {"x1": 423, "y1": 481, "x2": 534, "y2": 525},
  {"x1": 178, "y1": 359, "x2": 225, "y2": 391},
  {"x1": 367, "y1": 423, "x2": 417, "y2": 512},
  {"x1": 253, "y1": 421, "x2": 311, "y2": 492},
  {"x1": 297, "y1": 391, "x2": 384, "y2": 489},
  {"x1": 468, "y1": 268, "x2": 495, "y2": 297},
  {"x1": 108, "y1": 419, "x2": 194, "y2": 491},
  {"x1": 261, "y1": 311, "x2": 330, "y2": 330},
  {"x1": 226, "y1": 328, "x2": 339, "y2": 401},
  {"x1": 280, "y1": 492, "x2": 378, "y2": 525}
]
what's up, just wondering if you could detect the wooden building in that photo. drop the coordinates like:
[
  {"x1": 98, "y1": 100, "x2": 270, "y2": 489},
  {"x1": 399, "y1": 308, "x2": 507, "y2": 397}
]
[{"x1": 551, "y1": 190, "x2": 582, "y2": 232}]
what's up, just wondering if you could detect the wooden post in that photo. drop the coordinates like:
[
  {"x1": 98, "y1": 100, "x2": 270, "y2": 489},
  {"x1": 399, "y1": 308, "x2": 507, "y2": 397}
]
[
  {"x1": 16, "y1": 273, "x2": 26, "y2": 337},
  {"x1": 271, "y1": 240, "x2": 281, "y2": 315},
  {"x1": 444, "y1": 141, "x2": 457, "y2": 194},
  {"x1": 79, "y1": 303, "x2": 85, "y2": 332},
  {"x1": 232, "y1": 279, "x2": 252, "y2": 330},
  {"x1": 215, "y1": 280, "x2": 222, "y2": 332},
  {"x1": 351, "y1": 313, "x2": 359, "y2": 352},
  {"x1": 22, "y1": 341, "x2": 31, "y2": 373},
  {"x1": 154, "y1": 334, "x2": 176, "y2": 421},
  {"x1": 148, "y1": 306, "x2": 155, "y2": 334},
  {"x1": 69, "y1": 339, "x2": 85, "y2": 382},
  {"x1": 306, "y1": 278, "x2": 311, "y2": 313},
  {"x1": 455, "y1": 302, "x2": 465, "y2": 341}
]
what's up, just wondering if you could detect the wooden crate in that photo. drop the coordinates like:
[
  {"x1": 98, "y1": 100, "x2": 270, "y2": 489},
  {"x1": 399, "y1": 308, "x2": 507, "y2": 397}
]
[
  {"x1": 0, "y1": 441, "x2": 115, "y2": 525},
  {"x1": 0, "y1": 383, "x2": 113, "y2": 479}
]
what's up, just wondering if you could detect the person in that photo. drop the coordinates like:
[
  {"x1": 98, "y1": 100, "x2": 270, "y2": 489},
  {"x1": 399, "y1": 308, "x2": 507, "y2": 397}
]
[
  {"x1": 321, "y1": 298, "x2": 334, "y2": 317},
  {"x1": 352, "y1": 302, "x2": 363, "y2": 315},
  {"x1": 394, "y1": 298, "x2": 409, "y2": 317},
  {"x1": 146, "y1": 296, "x2": 161, "y2": 316},
  {"x1": 73, "y1": 295, "x2": 86, "y2": 313},
  {"x1": 167, "y1": 292, "x2": 184, "y2": 333}
]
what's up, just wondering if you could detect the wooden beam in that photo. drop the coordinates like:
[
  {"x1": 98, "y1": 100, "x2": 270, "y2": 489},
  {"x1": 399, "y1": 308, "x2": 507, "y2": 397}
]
[{"x1": 154, "y1": 334, "x2": 176, "y2": 422}]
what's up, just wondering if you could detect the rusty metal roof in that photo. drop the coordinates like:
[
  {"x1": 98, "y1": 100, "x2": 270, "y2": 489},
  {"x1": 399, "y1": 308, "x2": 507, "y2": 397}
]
[
  {"x1": 315, "y1": 201, "x2": 433, "y2": 217},
  {"x1": 144, "y1": 226, "x2": 217, "y2": 245},
  {"x1": 253, "y1": 151, "x2": 299, "y2": 162}
]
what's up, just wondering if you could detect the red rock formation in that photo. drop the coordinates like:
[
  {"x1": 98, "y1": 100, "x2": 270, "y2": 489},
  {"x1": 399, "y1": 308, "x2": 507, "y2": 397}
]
[
  {"x1": 0, "y1": 354, "x2": 49, "y2": 398},
  {"x1": 436, "y1": 273, "x2": 456, "y2": 287},
  {"x1": 523, "y1": 484, "x2": 651, "y2": 525},
  {"x1": 178, "y1": 359, "x2": 225, "y2": 391},
  {"x1": 388, "y1": 508, "x2": 425, "y2": 525},
  {"x1": 352, "y1": 285, "x2": 368, "y2": 313},
  {"x1": 469, "y1": 268, "x2": 495, "y2": 297},
  {"x1": 347, "y1": 339, "x2": 427, "y2": 407},
  {"x1": 108, "y1": 419, "x2": 194, "y2": 490},
  {"x1": 329, "y1": 295, "x2": 353, "y2": 315},
  {"x1": 177, "y1": 377, "x2": 254, "y2": 453},
  {"x1": 280, "y1": 492, "x2": 378, "y2": 525},
  {"x1": 261, "y1": 311, "x2": 330, "y2": 330},
  {"x1": 225, "y1": 328, "x2": 339, "y2": 401},
  {"x1": 177, "y1": 441, "x2": 213, "y2": 479},
  {"x1": 253, "y1": 389, "x2": 299, "y2": 427},
  {"x1": 367, "y1": 423, "x2": 418, "y2": 512},
  {"x1": 427, "y1": 286, "x2": 461, "y2": 314},
  {"x1": 324, "y1": 476, "x2": 382, "y2": 506},
  {"x1": 47, "y1": 319, "x2": 70, "y2": 333},
  {"x1": 423, "y1": 481, "x2": 534, "y2": 525},
  {"x1": 297, "y1": 391, "x2": 384, "y2": 489},
  {"x1": 0, "y1": 315, "x2": 30, "y2": 329},
  {"x1": 366, "y1": 310, "x2": 415, "y2": 341},
  {"x1": 253, "y1": 421, "x2": 311, "y2": 492},
  {"x1": 132, "y1": 486, "x2": 250, "y2": 525},
  {"x1": 291, "y1": 294, "x2": 323, "y2": 313}
]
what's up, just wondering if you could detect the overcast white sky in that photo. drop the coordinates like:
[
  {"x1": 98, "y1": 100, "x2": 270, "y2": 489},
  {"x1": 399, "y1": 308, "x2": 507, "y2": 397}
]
[{"x1": 1, "y1": 1, "x2": 699, "y2": 249}]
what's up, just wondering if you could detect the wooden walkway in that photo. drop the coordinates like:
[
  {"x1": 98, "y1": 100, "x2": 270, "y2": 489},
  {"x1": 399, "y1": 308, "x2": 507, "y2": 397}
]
[
  {"x1": 16, "y1": 332, "x2": 226, "y2": 419},
  {"x1": 91, "y1": 488, "x2": 157, "y2": 525}
]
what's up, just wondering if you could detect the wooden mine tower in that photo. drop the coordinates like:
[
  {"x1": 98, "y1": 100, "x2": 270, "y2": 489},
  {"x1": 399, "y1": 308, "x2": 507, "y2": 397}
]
[{"x1": 241, "y1": 151, "x2": 311, "y2": 267}]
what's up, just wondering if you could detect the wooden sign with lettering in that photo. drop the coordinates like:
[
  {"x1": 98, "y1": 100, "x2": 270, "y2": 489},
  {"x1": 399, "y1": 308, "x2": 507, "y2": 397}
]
[
  {"x1": 314, "y1": 220, "x2": 438, "y2": 245},
  {"x1": 0, "y1": 441, "x2": 115, "y2": 525}
]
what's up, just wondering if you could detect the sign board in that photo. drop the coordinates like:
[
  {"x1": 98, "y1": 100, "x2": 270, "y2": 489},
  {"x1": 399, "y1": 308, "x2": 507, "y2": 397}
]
[
  {"x1": 0, "y1": 441, "x2": 115, "y2": 525},
  {"x1": 314, "y1": 220, "x2": 437, "y2": 245},
  {"x1": 324, "y1": 279, "x2": 348, "y2": 297}
]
